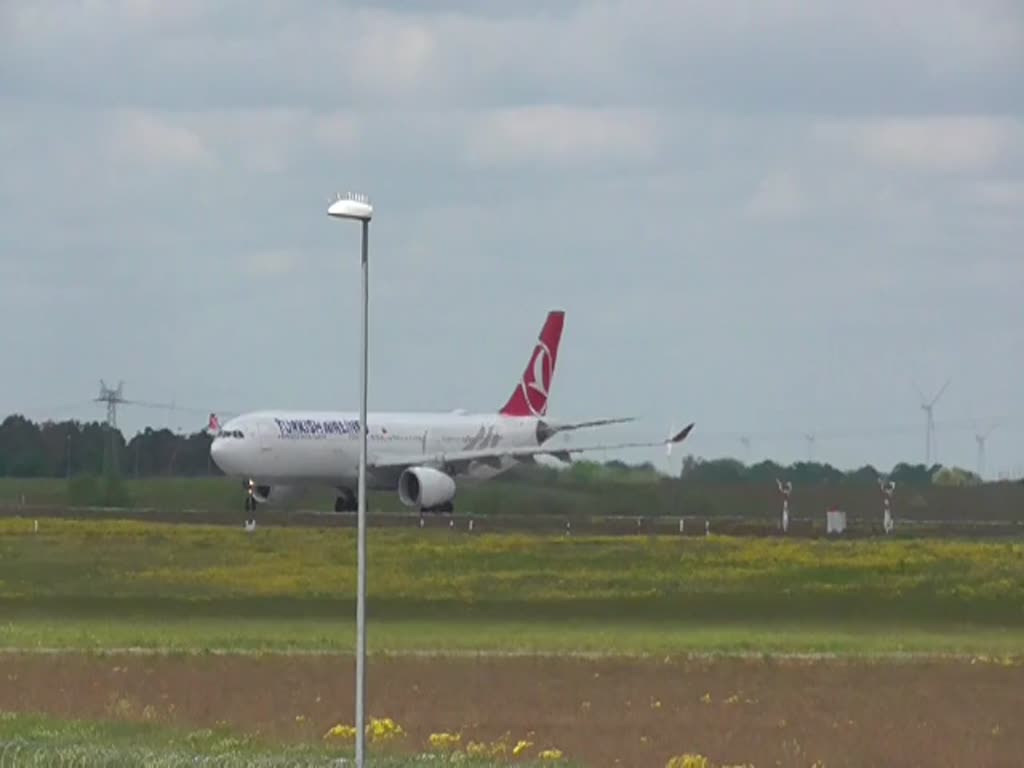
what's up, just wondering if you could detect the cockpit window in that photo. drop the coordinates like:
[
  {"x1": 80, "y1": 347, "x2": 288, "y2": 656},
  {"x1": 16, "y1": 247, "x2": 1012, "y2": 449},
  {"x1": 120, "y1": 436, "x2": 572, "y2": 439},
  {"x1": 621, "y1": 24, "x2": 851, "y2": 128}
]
[{"x1": 217, "y1": 430, "x2": 244, "y2": 439}]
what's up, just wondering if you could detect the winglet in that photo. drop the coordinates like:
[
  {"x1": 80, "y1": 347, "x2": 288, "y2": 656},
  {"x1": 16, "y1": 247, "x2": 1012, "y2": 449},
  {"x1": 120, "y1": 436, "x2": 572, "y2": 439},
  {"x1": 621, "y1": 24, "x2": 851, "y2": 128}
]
[
  {"x1": 665, "y1": 422, "x2": 694, "y2": 457},
  {"x1": 206, "y1": 413, "x2": 221, "y2": 436},
  {"x1": 669, "y1": 423, "x2": 694, "y2": 443}
]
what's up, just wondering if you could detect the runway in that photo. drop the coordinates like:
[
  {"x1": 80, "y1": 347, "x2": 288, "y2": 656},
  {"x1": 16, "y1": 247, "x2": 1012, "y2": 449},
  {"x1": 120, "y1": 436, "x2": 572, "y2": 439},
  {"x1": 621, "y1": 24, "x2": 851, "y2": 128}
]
[{"x1": 1, "y1": 503, "x2": 1021, "y2": 539}]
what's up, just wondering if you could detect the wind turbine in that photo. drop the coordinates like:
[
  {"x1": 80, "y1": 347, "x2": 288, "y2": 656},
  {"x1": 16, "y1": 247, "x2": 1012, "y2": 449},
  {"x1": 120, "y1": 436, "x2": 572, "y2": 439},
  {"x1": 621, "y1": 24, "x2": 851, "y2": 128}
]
[
  {"x1": 803, "y1": 432, "x2": 816, "y2": 462},
  {"x1": 974, "y1": 422, "x2": 998, "y2": 479},
  {"x1": 915, "y1": 378, "x2": 950, "y2": 465},
  {"x1": 666, "y1": 421, "x2": 676, "y2": 474}
]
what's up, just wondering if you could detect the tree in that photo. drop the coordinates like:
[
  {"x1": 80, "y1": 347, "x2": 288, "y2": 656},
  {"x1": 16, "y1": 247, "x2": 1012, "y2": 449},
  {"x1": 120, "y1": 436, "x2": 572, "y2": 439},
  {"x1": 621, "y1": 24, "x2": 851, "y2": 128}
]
[
  {"x1": 679, "y1": 457, "x2": 746, "y2": 484},
  {"x1": 0, "y1": 415, "x2": 47, "y2": 476},
  {"x1": 932, "y1": 466, "x2": 982, "y2": 487}
]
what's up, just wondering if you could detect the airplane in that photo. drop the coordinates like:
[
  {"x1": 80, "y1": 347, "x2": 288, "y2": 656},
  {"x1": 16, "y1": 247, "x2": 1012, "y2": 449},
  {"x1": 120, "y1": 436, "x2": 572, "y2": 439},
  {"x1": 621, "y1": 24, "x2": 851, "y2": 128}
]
[{"x1": 208, "y1": 310, "x2": 694, "y2": 515}]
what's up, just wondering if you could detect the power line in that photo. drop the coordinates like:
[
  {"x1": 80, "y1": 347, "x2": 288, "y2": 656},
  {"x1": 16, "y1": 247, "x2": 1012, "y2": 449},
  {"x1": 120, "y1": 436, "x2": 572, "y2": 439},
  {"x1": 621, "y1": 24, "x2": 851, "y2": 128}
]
[
  {"x1": 804, "y1": 432, "x2": 816, "y2": 461},
  {"x1": 2, "y1": 400, "x2": 97, "y2": 418},
  {"x1": 96, "y1": 380, "x2": 125, "y2": 429},
  {"x1": 95, "y1": 380, "x2": 125, "y2": 478}
]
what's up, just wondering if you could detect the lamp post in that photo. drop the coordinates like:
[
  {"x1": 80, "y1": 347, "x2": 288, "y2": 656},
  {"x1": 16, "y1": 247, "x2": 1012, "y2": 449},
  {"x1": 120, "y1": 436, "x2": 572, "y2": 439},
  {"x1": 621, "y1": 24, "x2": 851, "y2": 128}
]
[{"x1": 327, "y1": 191, "x2": 373, "y2": 768}]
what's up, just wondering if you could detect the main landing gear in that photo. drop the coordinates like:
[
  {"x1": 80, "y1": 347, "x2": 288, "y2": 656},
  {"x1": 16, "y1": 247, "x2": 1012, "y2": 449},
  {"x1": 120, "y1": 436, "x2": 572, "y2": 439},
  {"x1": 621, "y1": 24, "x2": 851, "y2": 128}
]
[
  {"x1": 421, "y1": 501, "x2": 454, "y2": 514},
  {"x1": 331, "y1": 489, "x2": 454, "y2": 514},
  {"x1": 334, "y1": 488, "x2": 357, "y2": 513}
]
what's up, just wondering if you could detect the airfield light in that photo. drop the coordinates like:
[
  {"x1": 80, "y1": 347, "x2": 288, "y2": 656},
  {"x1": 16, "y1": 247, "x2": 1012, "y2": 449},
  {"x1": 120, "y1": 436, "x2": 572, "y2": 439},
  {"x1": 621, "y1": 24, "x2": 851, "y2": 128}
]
[
  {"x1": 327, "y1": 191, "x2": 373, "y2": 768},
  {"x1": 776, "y1": 479, "x2": 792, "y2": 534},
  {"x1": 880, "y1": 479, "x2": 895, "y2": 534}
]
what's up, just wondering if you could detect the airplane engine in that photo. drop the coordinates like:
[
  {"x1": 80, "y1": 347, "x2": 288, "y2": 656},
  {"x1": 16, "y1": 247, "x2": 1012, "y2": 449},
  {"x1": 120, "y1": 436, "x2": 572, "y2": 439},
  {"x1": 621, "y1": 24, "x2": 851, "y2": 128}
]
[
  {"x1": 251, "y1": 484, "x2": 305, "y2": 508},
  {"x1": 397, "y1": 467, "x2": 456, "y2": 509}
]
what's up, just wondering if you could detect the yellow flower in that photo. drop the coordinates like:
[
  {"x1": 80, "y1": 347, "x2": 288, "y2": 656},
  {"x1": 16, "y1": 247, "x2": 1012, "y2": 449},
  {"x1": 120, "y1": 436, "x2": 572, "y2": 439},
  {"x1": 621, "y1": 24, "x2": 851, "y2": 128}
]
[
  {"x1": 365, "y1": 716, "x2": 405, "y2": 743},
  {"x1": 428, "y1": 732, "x2": 462, "y2": 752},
  {"x1": 539, "y1": 747, "x2": 563, "y2": 761},
  {"x1": 665, "y1": 755, "x2": 709, "y2": 768},
  {"x1": 323, "y1": 723, "x2": 357, "y2": 742},
  {"x1": 463, "y1": 739, "x2": 509, "y2": 759},
  {"x1": 512, "y1": 739, "x2": 533, "y2": 756}
]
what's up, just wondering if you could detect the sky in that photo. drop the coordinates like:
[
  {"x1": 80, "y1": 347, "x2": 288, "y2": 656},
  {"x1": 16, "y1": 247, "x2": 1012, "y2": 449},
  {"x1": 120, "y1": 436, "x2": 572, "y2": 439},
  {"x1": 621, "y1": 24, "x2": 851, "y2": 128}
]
[{"x1": 1, "y1": 0, "x2": 1022, "y2": 477}]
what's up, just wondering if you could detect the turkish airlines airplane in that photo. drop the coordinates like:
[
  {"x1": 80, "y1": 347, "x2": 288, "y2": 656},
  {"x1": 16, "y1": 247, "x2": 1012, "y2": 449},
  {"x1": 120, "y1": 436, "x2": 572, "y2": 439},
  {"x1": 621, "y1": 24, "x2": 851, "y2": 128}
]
[{"x1": 208, "y1": 310, "x2": 693, "y2": 514}]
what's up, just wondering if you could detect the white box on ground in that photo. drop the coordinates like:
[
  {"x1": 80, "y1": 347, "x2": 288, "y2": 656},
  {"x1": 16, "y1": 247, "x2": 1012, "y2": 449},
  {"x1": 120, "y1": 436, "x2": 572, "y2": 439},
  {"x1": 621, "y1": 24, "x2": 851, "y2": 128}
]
[{"x1": 826, "y1": 509, "x2": 846, "y2": 534}]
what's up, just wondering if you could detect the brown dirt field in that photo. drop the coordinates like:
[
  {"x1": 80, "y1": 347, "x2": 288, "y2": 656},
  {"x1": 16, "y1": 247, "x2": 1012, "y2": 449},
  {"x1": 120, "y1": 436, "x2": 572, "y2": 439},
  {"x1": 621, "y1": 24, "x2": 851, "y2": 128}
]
[{"x1": 0, "y1": 652, "x2": 1021, "y2": 768}]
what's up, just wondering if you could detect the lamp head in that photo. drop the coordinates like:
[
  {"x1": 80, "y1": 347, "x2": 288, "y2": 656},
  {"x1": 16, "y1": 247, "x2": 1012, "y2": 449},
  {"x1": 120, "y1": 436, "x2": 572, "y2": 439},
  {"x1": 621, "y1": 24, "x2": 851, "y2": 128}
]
[{"x1": 327, "y1": 192, "x2": 373, "y2": 221}]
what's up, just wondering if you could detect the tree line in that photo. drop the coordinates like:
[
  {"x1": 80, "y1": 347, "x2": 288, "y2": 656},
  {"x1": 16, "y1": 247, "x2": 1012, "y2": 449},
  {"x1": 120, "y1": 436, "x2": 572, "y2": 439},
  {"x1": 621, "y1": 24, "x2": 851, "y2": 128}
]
[
  {"x1": 0, "y1": 413, "x2": 995, "y2": 488},
  {"x1": 497, "y1": 453, "x2": 987, "y2": 489},
  {"x1": 0, "y1": 415, "x2": 218, "y2": 479}
]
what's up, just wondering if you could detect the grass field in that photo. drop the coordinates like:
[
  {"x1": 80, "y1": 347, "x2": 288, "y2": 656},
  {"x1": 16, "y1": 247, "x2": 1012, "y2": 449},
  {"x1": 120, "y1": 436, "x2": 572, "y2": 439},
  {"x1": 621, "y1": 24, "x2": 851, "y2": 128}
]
[
  {"x1": 1, "y1": 517, "x2": 1023, "y2": 656},
  {"x1": 0, "y1": 711, "x2": 574, "y2": 767},
  {"x1": 2, "y1": 517, "x2": 1024, "y2": 766},
  {"x1": 0, "y1": 475, "x2": 255, "y2": 510}
]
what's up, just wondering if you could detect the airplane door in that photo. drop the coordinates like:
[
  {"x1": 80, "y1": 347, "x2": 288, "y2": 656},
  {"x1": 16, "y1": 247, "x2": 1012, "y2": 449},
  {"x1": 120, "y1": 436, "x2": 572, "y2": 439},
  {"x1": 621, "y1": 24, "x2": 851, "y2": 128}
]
[
  {"x1": 331, "y1": 427, "x2": 348, "y2": 477},
  {"x1": 256, "y1": 420, "x2": 274, "y2": 453}
]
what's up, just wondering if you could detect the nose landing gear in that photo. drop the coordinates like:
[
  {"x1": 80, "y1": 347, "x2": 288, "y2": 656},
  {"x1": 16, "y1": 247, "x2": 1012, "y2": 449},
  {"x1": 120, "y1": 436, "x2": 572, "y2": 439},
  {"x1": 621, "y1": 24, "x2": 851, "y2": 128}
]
[{"x1": 243, "y1": 479, "x2": 257, "y2": 529}]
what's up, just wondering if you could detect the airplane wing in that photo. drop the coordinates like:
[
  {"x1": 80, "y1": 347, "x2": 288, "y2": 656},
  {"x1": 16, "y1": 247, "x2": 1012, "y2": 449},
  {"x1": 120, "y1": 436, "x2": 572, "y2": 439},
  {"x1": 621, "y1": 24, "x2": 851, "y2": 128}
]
[
  {"x1": 546, "y1": 416, "x2": 636, "y2": 432},
  {"x1": 536, "y1": 416, "x2": 636, "y2": 442},
  {"x1": 369, "y1": 423, "x2": 694, "y2": 473}
]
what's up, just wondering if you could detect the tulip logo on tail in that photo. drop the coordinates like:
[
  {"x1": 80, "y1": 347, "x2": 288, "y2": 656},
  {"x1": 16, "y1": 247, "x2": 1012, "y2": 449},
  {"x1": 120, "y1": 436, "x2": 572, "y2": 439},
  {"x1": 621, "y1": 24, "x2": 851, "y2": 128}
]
[
  {"x1": 500, "y1": 310, "x2": 564, "y2": 418},
  {"x1": 523, "y1": 342, "x2": 554, "y2": 415}
]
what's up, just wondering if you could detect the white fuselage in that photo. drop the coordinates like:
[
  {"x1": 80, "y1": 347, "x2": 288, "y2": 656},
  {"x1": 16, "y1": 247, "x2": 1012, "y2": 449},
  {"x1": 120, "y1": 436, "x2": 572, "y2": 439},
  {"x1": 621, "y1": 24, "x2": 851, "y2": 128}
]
[{"x1": 210, "y1": 409, "x2": 545, "y2": 491}]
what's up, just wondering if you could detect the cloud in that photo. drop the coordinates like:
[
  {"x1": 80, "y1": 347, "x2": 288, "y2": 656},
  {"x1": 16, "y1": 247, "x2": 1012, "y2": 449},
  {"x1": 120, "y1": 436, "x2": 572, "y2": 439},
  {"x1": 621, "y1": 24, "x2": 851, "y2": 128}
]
[
  {"x1": 745, "y1": 171, "x2": 806, "y2": 220},
  {"x1": 106, "y1": 110, "x2": 214, "y2": 171},
  {"x1": 1, "y1": 1, "x2": 1023, "y2": 473},
  {"x1": 179, "y1": 108, "x2": 361, "y2": 174},
  {"x1": 3, "y1": 1, "x2": 1021, "y2": 117},
  {"x1": 819, "y1": 116, "x2": 1021, "y2": 174},
  {"x1": 239, "y1": 249, "x2": 304, "y2": 277},
  {"x1": 972, "y1": 180, "x2": 1024, "y2": 209},
  {"x1": 348, "y1": 13, "x2": 439, "y2": 93},
  {"x1": 463, "y1": 106, "x2": 662, "y2": 169},
  {"x1": 309, "y1": 113, "x2": 361, "y2": 156}
]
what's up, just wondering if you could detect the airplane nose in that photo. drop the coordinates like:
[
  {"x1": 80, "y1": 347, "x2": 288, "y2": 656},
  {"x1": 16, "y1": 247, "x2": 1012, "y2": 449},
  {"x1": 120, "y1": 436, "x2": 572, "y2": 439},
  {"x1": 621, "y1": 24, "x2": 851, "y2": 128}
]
[{"x1": 210, "y1": 438, "x2": 228, "y2": 470}]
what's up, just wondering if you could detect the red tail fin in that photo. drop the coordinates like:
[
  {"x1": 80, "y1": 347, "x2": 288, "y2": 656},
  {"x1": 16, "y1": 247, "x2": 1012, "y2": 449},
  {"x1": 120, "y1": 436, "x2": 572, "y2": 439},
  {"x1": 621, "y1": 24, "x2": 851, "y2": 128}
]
[{"x1": 500, "y1": 310, "x2": 565, "y2": 417}]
